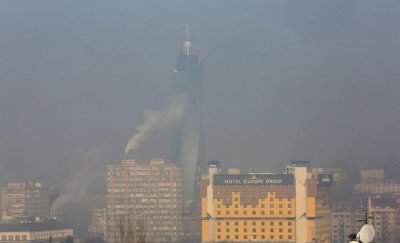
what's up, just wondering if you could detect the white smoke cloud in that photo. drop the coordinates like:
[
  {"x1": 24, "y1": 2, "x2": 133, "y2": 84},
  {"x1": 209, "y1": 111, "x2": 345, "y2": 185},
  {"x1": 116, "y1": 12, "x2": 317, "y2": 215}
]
[{"x1": 124, "y1": 96, "x2": 187, "y2": 156}]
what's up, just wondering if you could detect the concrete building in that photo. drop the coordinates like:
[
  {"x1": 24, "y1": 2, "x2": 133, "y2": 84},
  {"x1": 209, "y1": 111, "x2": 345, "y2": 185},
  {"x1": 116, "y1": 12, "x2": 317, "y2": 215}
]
[
  {"x1": 106, "y1": 159, "x2": 183, "y2": 243},
  {"x1": 0, "y1": 218, "x2": 73, "y2": 243},
  {"x1": 330, "y1": 202, "x2": 364, "y2": 243},
  {"x1": 0, "y1": 183, "x2": 49, "y2": 220},
  {"x1": 360, "y1": 169, "x2": 384, "y2": 184},
  {"x1": 311, "y1": 168, "x2": 348, "y2": 184},
  {"x1": 368, "y1": 197, "x2": 400, "y2": 243},
  {"x1": 201, "y1": 161, "x2": 332, "y2": 243},
  {"x1": 88, "y1": 206, "x2": 105, "y2": 239},
  {"x1": 354, "y1": 169, "x2": 400, "y2": 195}
]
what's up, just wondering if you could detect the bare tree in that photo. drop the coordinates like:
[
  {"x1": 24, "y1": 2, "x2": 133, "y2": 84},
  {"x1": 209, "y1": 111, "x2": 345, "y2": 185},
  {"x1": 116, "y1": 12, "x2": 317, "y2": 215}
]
[{"x1": 117, "y1": 217, "x2": 146, "y2": 243}]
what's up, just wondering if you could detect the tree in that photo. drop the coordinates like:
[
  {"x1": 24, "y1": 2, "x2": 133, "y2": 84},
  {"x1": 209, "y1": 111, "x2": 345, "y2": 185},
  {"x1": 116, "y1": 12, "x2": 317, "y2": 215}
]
[{"x1": 117, "y1": 217, "x2": 146, "y2": 243}]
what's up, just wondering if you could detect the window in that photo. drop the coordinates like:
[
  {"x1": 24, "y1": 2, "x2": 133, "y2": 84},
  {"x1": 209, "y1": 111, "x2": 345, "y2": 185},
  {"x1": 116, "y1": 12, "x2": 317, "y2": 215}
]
[
  {"x1": 235, "y1": 235, "x2": 238, "y2": 239},
  {"x1": 217, "y1": 210, "x2": 221, "y2": 215},
  {"x1": 288, "y1": 204, "x2": 292, "y2": 208},
  {"x1": 244, "y1": 228, "x2": 247, "y2": 232},
  {"x1": 252, "y1": 210, "x2": 256, "y2": 215},
  {"x1": 244, "y1": 235, "x2": 247, "y2": 240},
  {"x1": 226, "y1": 228, "x2": 230, "y2": 233},
  {"x1": 235, "y1": 222, "x2": 239, "y2": 226},
  {"x1": 244, "y1": 222, "x2": 247, "y2": 226},
  {"x1": 279, "y1": 210, "x2": 283, "y2": 215},
  {"x1": 217, "y1": 222, "x2": 221, "y2": 226},
  {"x1": 279, "y1": 228, "x2": 283, "y2": 233},
  {"x1": 252, "y1": 228, "x2": 256, "y2": 233},
  {"x1": 262, "y1": 235, "x2": 265, "y2": 239},
  {"x1": 279, "y1": 222, "x2": 283, "y2": 226},
  {"x1": 270, "y1": 210, "x2": 274, "y2": 215},
  {"x1": 261, "y1": 222, "x2": 265, "y2": 226},
  {"x1": 217, "y1": 235, "x2": 221, "y2": 239},
  {"x1": 288, "y1": 222, "x2": 292, "y2": 226},
  {"x1": 252, "y1": 222, "x2": 256, "y2": 226},
  {"x1": 226, "y1": 235, "x2": 230, "y2": 240},
  {"x1": 279, "y1": 204, "x2": 283, "y2": 208},
  {"x1": 235, "y1": 228, "x2": 238, "y2": 232},
  {"x1": 235, "y1": 210, "x2": 238, "y2": 215},
  {"x1": 279, "y1": 235, "x2": 283, "y2": 239},
  {"x1": 22, "y1": 236, "x2": 27, "y2": 241},
  {"x1": 244, "y1": 211, "x2": 247, "y2": 215},
  {"x1": 2, "y1": 236, "x2": 6, "y2": 241},
  {"x1": 235, "y1": 204, "x2": 238, "y2": 208},
  {"x1": 270, "y1": 197, "x2": 274, "y2": 202},
  {"x1": 288, "y1": 235, "x2": 292, "y2": 239},
  {"x1": 226, "y1": 222, "x2": 230, "y2": 226},
  {"x1": 226, "y1": 210, "x2": 230, "y2": 215},
  {"x1": 288, "y1": 228, "x2": 292, "y2": 233},
  {"x1": 235, "y1": 197, "x2": 238, "y2": 202},
  {"x1": 15, "y1": 235, "x2": 20, "y2": 240},
  {"x1": 261, "y1": 204, "x2": 265, "y2": 208},
  {"x1": 261, "y1": 228, "x2": 265, "y2": 232},
  {"x1": 270, "y1": 222, "x2": 274, "y2": 226},
  {"x1": 217, "y1": 228, "x2": 221, "y2": 232},
  {"x1": 9, "y1": 236, "x2": 13, "y2": 241},
  {"x1": 270, "y1": 235, "x2": 274, "y2": 239},
  {"x1": 270, "y1": 229, "x2": 274, "y2": 233}
]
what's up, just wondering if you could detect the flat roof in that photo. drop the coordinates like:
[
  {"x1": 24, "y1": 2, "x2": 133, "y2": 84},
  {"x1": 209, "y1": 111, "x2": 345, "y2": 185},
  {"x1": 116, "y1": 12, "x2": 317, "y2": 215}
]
[{"x1": 0, "y1": 219, "x2": 72, "y2": 232}]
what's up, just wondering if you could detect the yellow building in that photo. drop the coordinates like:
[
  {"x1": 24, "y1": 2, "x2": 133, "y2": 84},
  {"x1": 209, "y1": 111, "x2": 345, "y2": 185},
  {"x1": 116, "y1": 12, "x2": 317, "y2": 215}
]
[{"x1": 201, "y1": 161, "x2": 331, "y2": 243}]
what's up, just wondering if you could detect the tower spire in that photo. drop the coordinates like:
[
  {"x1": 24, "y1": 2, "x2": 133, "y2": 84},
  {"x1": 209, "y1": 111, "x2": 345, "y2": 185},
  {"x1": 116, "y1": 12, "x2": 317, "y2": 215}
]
[
  {"x1": 182, "y1": 9, "x2": 192, "y2": 55},
  {"x1": 185, "y1": 8, "x2": 190, "y2": 41}
]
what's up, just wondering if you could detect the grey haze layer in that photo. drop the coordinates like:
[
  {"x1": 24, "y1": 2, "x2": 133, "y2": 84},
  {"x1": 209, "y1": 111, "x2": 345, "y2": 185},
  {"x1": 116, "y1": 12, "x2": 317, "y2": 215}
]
[{"x1": 0, "y1": 1, "x2": 400, "y2": 185}]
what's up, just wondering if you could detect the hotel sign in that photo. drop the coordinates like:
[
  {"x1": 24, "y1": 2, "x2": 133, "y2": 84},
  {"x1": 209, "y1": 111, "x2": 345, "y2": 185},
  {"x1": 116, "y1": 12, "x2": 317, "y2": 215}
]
[{"x1": 213, "y1": 174, "x2": 293, "y2": 185}]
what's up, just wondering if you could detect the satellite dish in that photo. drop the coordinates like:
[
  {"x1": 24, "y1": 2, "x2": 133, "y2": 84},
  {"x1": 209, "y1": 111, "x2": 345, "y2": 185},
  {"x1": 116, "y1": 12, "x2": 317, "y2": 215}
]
[{"x1": 357, "y1": 224, "x2": 374, "y2": 243}]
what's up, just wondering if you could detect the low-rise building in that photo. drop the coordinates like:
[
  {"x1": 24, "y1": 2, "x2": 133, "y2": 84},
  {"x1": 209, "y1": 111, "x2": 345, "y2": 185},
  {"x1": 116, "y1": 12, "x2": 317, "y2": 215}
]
[{"x1": 0, "y1": 218, "x2": 73, "y2": 243}]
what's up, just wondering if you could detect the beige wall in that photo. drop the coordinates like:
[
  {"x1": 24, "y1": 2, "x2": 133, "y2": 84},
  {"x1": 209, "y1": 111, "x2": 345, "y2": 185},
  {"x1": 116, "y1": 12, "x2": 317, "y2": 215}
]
[{"x1": 0, "y1": 229, "x2": 73, "y2": 242}]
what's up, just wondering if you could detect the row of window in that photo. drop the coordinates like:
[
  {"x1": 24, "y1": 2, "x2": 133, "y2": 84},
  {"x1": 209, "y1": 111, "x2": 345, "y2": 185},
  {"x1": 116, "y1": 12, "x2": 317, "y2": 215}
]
[
  {"x1": 216, "y1": 209, "x2": 293, "y2": 216},
  {"x1": 217, "y1": 221, "x2": 293, "y2": 226},
  {"x1": 217, "y1": 227, "x2": 292, "y2": 233},
  {"x1": 217, "y1": 201, "x2": 293, "y2": 208},
  {"x1": 216, "y1": 234, "x2": 292, "y2": 240},
  {"x1": 1, "y1": 235, "x2": 27, "y2": 241}
]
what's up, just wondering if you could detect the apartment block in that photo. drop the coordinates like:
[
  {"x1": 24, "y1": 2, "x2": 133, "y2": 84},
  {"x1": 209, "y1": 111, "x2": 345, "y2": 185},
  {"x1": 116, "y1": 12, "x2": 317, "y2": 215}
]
[
  {"x1": 0, "y1": 183, "x2": 49, "y2": 220},
  {"x1": 106, "y1": 159, "x2": 182, "y2": 243},
  {"x1": 369, "y1": 197, "x2": 400, "y2": 243}
]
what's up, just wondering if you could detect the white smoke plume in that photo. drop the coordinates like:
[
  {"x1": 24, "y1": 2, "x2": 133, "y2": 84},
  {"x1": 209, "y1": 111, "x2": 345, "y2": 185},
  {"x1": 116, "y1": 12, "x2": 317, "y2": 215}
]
[{"x1": 124, "y1": 96, "x2": 187, "y2": 156}]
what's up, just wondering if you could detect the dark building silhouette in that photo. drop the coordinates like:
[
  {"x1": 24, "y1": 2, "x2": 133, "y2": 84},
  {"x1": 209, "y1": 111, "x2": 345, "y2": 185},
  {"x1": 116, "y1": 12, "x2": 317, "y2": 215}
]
[{"x1": 172, "y1": 15, "x2": 205, "y2": 205}]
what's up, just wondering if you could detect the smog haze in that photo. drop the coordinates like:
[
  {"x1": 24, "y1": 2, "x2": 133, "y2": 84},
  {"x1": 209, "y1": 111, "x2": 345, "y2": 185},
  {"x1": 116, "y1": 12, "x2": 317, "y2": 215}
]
[{"x1": 1, "y1": 0, "x2": 400, "y2": 185}]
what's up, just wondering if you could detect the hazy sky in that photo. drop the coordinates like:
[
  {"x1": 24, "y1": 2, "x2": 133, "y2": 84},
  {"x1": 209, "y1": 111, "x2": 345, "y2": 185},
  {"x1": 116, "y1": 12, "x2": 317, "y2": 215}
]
[{"x1": 1, "y1": 1, "x2": 400, "y2": 184}]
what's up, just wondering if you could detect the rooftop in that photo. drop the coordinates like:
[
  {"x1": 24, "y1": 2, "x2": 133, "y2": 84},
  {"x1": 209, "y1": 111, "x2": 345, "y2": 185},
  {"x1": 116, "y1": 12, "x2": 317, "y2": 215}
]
[{"x1": 0, "y1": 219, "x2": 72, "y2": 232}]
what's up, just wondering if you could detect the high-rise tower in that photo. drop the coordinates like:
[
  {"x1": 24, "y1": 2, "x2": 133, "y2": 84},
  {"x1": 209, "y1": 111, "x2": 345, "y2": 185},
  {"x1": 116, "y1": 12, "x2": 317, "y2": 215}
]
[{"x1": 172, "y1": 14, "x2": 204, "y2": 204}]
